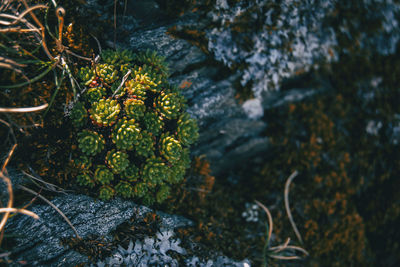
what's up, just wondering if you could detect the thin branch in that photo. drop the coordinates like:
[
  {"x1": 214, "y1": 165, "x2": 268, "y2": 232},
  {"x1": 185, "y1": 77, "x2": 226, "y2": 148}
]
[
  {"x1": 0, "y1": 4, "x2": 48, "y2": 26},
  {"x1": 0, "y1": 103, "x2": 48, "y2": 113},
  {"x1": 284, "y1": 170, "x2": 303, "y2": 244},
  {"x1": 19, "y1": 185, "x2": 81, "y2": 238},
  {"x1": 255, "y1": 200, "x2": 273, "y2": 244},
  {"x1": 0, "y1": 207, "x2": 39, "y2": 219},
  {"x1": 112, "y1": 69, "x2": 131, "y2": 97}
]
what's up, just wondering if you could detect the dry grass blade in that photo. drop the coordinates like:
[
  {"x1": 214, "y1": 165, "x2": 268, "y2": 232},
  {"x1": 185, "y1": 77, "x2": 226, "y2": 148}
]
[
  {"x1": 22, "y1": 170, "x2": 68, "y2": 194},
  {"x1": 0, "y1": 4, "x2": 48, "y2": 26},
  {"x1": 255, "y1": 199, "x2": 273, "y2": 243},
  {"x1": 0, "y1": 103, "x2": 48, "y2": 113},
  {"x1": 0, "y1": 207, "x2": 39, "y2": 219},
  {"x1": 284, "y1": 170, "x2": 303, "y2": 244},
  {"x1": 19, "y1": 185, "x2": 81, "y2": 238}
]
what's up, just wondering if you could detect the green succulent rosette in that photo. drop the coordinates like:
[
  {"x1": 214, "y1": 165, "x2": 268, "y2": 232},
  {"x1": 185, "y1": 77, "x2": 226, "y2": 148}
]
[
  {"x1": 176, "y1": 113, "x2": 199, "y2": 146},
  {"x1": 156, "y1": 91, "x2": 182, "y2": 119},
  {"x1": 135, "y1": 49, "x2": 169, "y2": 77},
  {"x1": 132, "y1": 182, "x2": 148, "y2": 198},
  {"x1": 85, "y1": 87, "x2": 107, "y2": 103},
  {"x1": 94, "y1": 165, "x2": 114, "y2": 185},
  {"x1": 115, "y1": 181, "x2": 134, "y2": 198},
  {"x1": 124, "y1": 98, "x2": 146, "y2": 120},
  {"x1": 156, "y1": 184, "x2": 170, "y2": 203},
  {"x1": 135, "y1": 130, "x2": 155, "y2": 157},
  {"x1": 143, "y1": 112, "x2": 164, "y2": 136},
  {"x1": 101, "y1": 49, "x2": 135, "y2": 66},
  {"x1": 90, "y1": 98, "x2": 120, "y2": 126},
  {"x1": 99, "y1": 185, "x2": 115, "y2": 200},
  {"x1": 95, "y1": 63, "x2": 119, "y2": 84},
  {"x1": 141, "y1": 157, "x2": 170, "y2": 186},
  {"x1": 77, "y1": 173, "x2": 95, "y2": 188},
  {"x1": 159, "y1": 133, "x2": 182, "y2": 164},
  {"x1": 124, "y1": 78, "x2": 147, "y2": 99},
  {"x1": 70, "y1": 102, "x2": 87, "y2": 128},
  {"x1": 73, "y1": 155, "x2": 92, "y2": 169},
  {"x1": 132, "y1": 65, "x2": 163, "y2": 93},
  {"x1": 77, "y1": 130, "x2": 105, "y2": 156},
  {"x1": 106, "y1": 149, "x2": 130, "y2": 174},
  {"x1": 78, "y1": 66, "x2": 96, "y2": 86},
  {"x1": 111, "y1": 118, "x2": 141, "y2": 150},
  {"x1": 70, "y1": 49, "x2": 198, "y2": 203},
  {"x1": 169, "y1": 148, "x2": 190, "y2": 184},
  {"x1": 122, "y1": 165, "x2": 140, "y2": 182}
]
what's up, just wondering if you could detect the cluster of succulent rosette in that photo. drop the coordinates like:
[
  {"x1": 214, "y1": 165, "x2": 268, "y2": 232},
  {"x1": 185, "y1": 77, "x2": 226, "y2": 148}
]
[{"x1": 70, "y1": 49, "x2": 199, "y2": 204}]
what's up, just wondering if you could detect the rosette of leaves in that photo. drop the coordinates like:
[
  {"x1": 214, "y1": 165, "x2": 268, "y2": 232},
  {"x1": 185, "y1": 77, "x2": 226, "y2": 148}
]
[
  {"x1": 94, "y1": 165, "x2": 114, "y2": 185},
  {"x1": 156, "y1": 91, "x2": 183, "y2": 119},
  {"x1": 70, "y1": 102, "x2": 87, "y2": 127},
  {"x1": 132, "y1": 65, "x2": 164, "y2": 93},
  {"x1": 77, "y1": 130, "x2": 105, "y2": 156},
  {"x1": 77, "y1": 173, "x2": 95, "y2": 188},
  {"x1": 159, "y1": 133, "x2": 182, "y2": 164},
  {"x1": 176, "y1": 113, "x2": 199, "y2": 146},
  {"x1": 143, "y1": 112, "x2": 164, "y2": 136},
  {"x1": 78, "y1": 66, "x2": 96, "y2": 86},
  {"x1": 106, "y1": 149, "x2": 130, "y2": 174},
  {"x1": 85, "y1": 87, "x2": 106, "y2": 103},
  {"x1": 90, "y1": 98, "x2": 120, "y2": 126},
  {"x1": 141, "y1": 157, "x2": 170, "y2": 186},
  {"x1": 169, "y1": 148, "x2": 190, "y2": 184},
  {"x1": 70, "y1": 49, "x2": 199, "y2": 203},
  {"x1": 115, "y1": 181, "x2": 134, "y2": 198},
  {"x1": 99, "y1": 186, "x2": 115, "y2": 200},
  {"x1": 135, "y1": 130, "x2": 155, "y2": 157},
  {"x1": 124, "y1": 98, "x2": 146, "y2": 120},
  {"x1": 111, "y1": 118, "x2": 141, "y2": 150},
  {"x1": 156, "y1": 184, "x2": 170, "y2": 203},
  {"x1": 95, "y1": 63, "x2": 118, "y2": 84},
  {"x1": 122, "y1": 165, "x2": 140, "y2": 182},
  {"x1": 102, "y1": 49, "x2": 135, "y2": 66},
  {"x1": 73, "y1": 155, "x2": 92, "y2": 169},
  {"x1": 135, "y1": 49, "x2": 169, "y2": 77}
]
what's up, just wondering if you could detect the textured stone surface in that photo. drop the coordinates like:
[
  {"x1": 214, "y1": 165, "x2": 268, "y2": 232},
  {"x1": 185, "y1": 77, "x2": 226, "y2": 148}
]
[{"x1": 5, "y1": 193, "x2": 193, "y2": 266}]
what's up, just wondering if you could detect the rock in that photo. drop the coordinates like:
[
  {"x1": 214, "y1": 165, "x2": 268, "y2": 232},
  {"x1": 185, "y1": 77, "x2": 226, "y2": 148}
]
[{"x1": 5, "y1": 193, "x2": 193, "y2": 266}]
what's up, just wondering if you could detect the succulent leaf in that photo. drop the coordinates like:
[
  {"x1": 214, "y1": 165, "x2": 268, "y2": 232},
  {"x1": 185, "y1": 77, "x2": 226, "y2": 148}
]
[
  {"x1": 141, "y1": 157, "x2": 170, "y2": 186},
  {"x1": 111, "y1": 118, "x2": 141, "y2": 150},
  {"x1": 124, "y1": 98, "x2": 146, "y2": 120},
  {"x1": 94, "y1": 165, "x2": 114, "y2": 185},
  {"x1": 77, "y1": 130, "x2": 105, "y2": 156},
  {"x1": 85, "y1": 87, "x2": 107, "y2": 103},
  {"x1": 106, "y1": 149, "x2": 130, "y2": 174},
  {"x1": 90, "y1": 98, "x2": 121, "y2": 126},
  {"x1": 115, "y1": 181, "x2": 134, "y2": 198},
  {"x1": 122, "y1": 165, "x2": 140, "y2": 182},
  {"x1": 177, "y1": 113, "x2": 199, "y2": 146},
  {"x1": 143, "y1": 112, "x2": 164, "y2": 136},
  {"x1": 159, "y1": 133, "x2": 182, "y2": 164},
  {"x1": 99, "y1": 185, "x2": 115, "y2": 200},
  {"x1": 95, "y1": 63, "x2": 119, "y2": 84},
  {"x1": 156, "y1": 91, "x2": 182, "y2": 119},
  {"x1": 135, "y1": 130, "x2": 155, "y2": 158},
  {"x1": 77, "y1": 173, "x2": 95, "y2": 188},
  {"x1": 156, "y1": 185, "x2": 170, "y2": 203},
  {"x1": 70, "y1": 102, "x2": 87, "y2": 128}
]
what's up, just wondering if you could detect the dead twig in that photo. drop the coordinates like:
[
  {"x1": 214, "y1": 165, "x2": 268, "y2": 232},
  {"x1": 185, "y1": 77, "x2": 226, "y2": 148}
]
[
  {"x1": 19, "y1": 185, "x2": 81, "y2": 238},
  {"x1": 0, "y1": 103, "x2": 48, "y2": 113},
  {"x1": 284, "y1": 170, "x2": 302, "y2": 244}
]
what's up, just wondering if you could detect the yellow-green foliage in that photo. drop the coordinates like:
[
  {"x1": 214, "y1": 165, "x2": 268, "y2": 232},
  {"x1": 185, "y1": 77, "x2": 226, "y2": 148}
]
[{"x1": 70, "y1": 49, "x2": 199, "y2": 204}]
